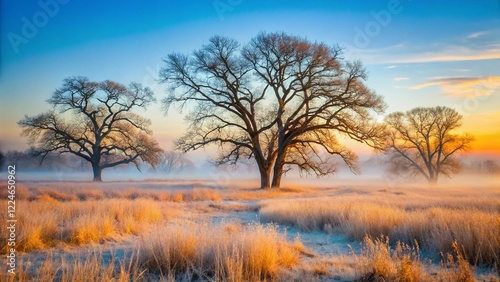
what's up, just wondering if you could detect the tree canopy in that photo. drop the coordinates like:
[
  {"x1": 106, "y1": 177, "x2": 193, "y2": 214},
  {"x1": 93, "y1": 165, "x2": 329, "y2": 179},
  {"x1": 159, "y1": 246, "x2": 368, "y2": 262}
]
[
  {"x1": 381, "y1": 106, "x2": 474, "y2": 183},
  {"x1": 160, "y1": 32, "x2": 385, "y2": 188},
  {"x1": 19, "y1": 76, "x2": 163, "y2": 181}
]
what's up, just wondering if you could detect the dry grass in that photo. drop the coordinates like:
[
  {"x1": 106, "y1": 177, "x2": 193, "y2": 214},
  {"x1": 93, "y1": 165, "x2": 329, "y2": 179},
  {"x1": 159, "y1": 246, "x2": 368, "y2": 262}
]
[
  {"x1": 260, "y1": 186, "x2": 500, "y2": 266},
  {"x1": 0, "y1": 180, "x2": 304, "y2": 256},
  {"x1": 352, "y1": 236, "x2": 480, "y2": 282},
  {"x1": 0, "y1": 182, "x2": 307, "y2": 205},
  {"x1": 353, "y1": 235, "x2": 430, "y2": 281},
  {"x1": 222, "y1": 186, "x2": 306, "y2": 201},
  {"x1": 0, "y1": 184, "x2": 225, "y2": 203},
  {"x1": 1, "y1": 250, "x2": 145, "y2": 282},
  {"x1": 0, "y1": 198, "x2": 169, "y2": 252},
  {"x1": 1, "y1": 184, "x2": 284, "y2": 203},
  {"x1": 2, "y1": 221, "x2": 304, "y2": 282},
  {"x1": 437, "y1": 241, "x2": 476, "y2": 282},
  {"x1": 2, "y1": 181, "x2": 498, "y2": 281},
  {"x1": 208, "y1": 202, "x2": 260, "y2": 212},
  {"x1": 139, "y1": 222, "x2": 302, "y2": 281}
]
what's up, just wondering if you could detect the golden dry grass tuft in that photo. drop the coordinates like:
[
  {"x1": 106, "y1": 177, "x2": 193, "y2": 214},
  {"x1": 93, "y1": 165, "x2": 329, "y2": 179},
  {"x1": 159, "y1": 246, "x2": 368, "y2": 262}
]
[
  {"x1": 351, "y1": 236, "x2": 481, "y2": 282},
  {"x1": 436, "y1": 241, "x2": 477, "y2": 282},
  {"x1": 139, "y1": 222, "x2": 302, "y2": 281},
  {"x1": 353, "y1": 235, "x2": 430, "y2": 281},
  {"x1": 76, "y1": 188, "x2": 105, "y2": 201},
  {"x1": 222, "y1": 186, "x2": 305, "y2": 201},
  {"x1": 182, "y1": 188, "x2": 223, "y2": 201}
]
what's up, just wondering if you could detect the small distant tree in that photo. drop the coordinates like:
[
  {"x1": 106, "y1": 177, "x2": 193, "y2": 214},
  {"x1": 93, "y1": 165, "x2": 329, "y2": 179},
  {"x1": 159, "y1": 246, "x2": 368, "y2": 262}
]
[
  {"x1": 157, "y1": 151, "x2": 194, "y2": 174},
  {"x1": 18, "y1": 76, "x2": 163, "y2": 181},
  {"x1": 5, "y1": 150, "x2": 35, "y2": 169},
  {"x1": 381, "y1": 106, "x2": 474, "y2": 183},
  {"x1": 482, "y1": 160, "x2": 499, "y2": 174},
  {"x1": 0, "y1": 150, "x2": 4, "y2": 167},
  {"x1": 4, "y1": 149, "x2": 89, "y2": 172}
]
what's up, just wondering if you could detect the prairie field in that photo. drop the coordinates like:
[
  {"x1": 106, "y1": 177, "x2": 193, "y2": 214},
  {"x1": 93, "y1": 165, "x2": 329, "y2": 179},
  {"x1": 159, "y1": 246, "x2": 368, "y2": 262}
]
[{"x1": 1, "y1": 179, "x2": 499, "y2": 281}]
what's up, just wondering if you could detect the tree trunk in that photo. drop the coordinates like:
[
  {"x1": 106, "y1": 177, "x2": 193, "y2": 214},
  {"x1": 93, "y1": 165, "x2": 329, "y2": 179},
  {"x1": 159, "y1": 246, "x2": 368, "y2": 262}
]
[
  {"x1": 427, "y1": 167, "x2": 438, "y2": 184},
  {"x1": 271, "y1": 149, "x2": 286, "y2": 188},
  {"x1": 260, "y1": 174, "x2": 270, "y2": 189},
  {"x1": 429, "y1": 175, "x2": 438, "y2": 184},
  {"x1": 91, "y1": 145, "x2": 102, "y2": 181},
  {"x1": 271, "y1": 162, "x2": 284, "y2": 188},
  {"x1": 259, "y1": 165, "x2": 271, "y2": 189},
  {"x1": 92, "y1": 163, "x2": 102, "y2": 182}
]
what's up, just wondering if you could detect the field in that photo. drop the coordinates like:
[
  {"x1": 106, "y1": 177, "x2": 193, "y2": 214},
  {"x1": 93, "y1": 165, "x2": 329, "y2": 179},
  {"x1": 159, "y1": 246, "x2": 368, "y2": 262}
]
[{"x1": 1, "y1": 179, "x2": 499, "y2": 281}]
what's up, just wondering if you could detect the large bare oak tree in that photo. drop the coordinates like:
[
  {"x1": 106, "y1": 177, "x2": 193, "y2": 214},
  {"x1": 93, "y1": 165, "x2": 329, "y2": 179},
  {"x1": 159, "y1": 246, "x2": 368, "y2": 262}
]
[
  {"x1": 19, "y1": 76, "x2": 163, "y2": 181},
  {"x1": 244, "y1": 33, "x2": 386, "y2": 187},
  {"x1": 381, "y1": 106, "x2": 474, "y2": 183},
  {"x1": 161, "y1": 33, "x2": 385, "y2": 188}
]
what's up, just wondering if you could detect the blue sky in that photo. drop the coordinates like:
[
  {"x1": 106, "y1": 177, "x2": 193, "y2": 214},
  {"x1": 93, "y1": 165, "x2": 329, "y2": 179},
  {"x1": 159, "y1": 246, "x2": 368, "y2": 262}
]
[{"x1": 1, "y1": 0, "x2": 499, "y2": 157}]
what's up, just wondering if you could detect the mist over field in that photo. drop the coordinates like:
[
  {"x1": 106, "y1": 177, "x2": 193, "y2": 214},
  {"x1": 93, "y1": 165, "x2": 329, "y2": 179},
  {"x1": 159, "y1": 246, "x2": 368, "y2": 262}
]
[{"x1": 7, "y1": 152, "x2": 499, "y2": 186}]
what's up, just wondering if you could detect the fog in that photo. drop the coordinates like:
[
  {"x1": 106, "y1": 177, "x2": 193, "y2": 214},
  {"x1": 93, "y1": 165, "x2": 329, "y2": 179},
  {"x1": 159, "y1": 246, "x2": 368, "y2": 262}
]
[{"x1": 7, "y1": 156, "x2": 499, "y2": 189}]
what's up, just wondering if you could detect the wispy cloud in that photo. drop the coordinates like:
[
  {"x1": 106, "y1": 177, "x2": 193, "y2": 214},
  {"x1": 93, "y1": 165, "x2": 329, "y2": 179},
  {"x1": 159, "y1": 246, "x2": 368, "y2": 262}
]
[
  {"x1": 342, "y1": 43, "x2": 407, "y2": 62},
  {"x1": 388, "y1": 45, "x2": 500, "y2": 63},
  {"x1": 345, "y1": 44, "x2": 500, "y2": 64},
  {"x1": 412, "y1": 76, "x2": 500, "y2": 98},
  {"x1": 466, "y1": 31, "x2": 489, "y2": 39},
  {"x1": 393, "y1": 77, "x2": 409, "y2": 81},
  {"x1": 346, "y1": 29, "x2": 500, "y2": 64}
]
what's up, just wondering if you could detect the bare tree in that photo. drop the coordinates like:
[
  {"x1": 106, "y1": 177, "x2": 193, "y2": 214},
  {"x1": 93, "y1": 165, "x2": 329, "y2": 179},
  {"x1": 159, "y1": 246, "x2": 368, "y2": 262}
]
[
  {"x1": 161, "y1": 36, "x2": 276, "y2": 188},
  {"x1": 5, "y1": 149, "x2": 37, "y2": 169},
  {"x1": 160, "y1": 33, "x2": 385, "y2": 188},
  {"x1": 482, "y1": 160, "x2": 499, "y2": 174},
  {"x1": 157, "y1": 151, "x2": 194, "y2": 174},
  {"x1": 0, "y1": 150, "x2": 4, "y2": 168},
  {"x1": 381, "y1": 106, "x2": 474, "y2": 183},
  {"x1": 18, "y1": 76, "x2": 163, "y2": 181},
  {"x1": 243, "y1": 33, "x2": 386, "y2": 187}
]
